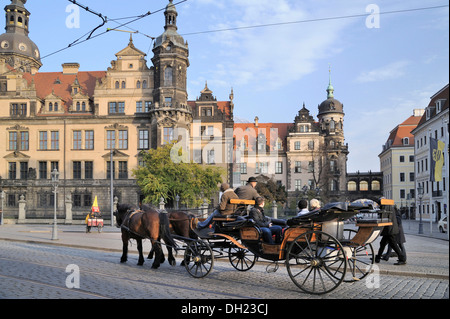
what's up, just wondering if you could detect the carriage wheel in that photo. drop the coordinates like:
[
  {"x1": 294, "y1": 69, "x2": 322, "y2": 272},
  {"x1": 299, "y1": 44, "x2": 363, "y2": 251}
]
[
  {"x1": 184, "y1": 240, "x2": 214, "y2": 278},
  {"x1": 228, "y1": 247, "x2": 256, "y2": 271},
  {"x1": 285, "y1": 230, "x2": 347, "y2": 295},
  {"x1": 342, "y1": 229, "x2": 374, "y2": 282}
]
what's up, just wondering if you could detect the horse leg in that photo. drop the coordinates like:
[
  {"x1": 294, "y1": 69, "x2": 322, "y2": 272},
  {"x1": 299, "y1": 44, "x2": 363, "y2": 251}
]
[
  {"x1": 150, "y1": 240, "x2": 162, "y2": 269},
  {"x1": 137, "y1": 238, "x2": 145, "y2": 266},
  {"x1": 166, "y1": 245, "x2": 176, "y2": 266},
  {"x1": 147, "y1": 246, "x2": 154, "y2": 260},
  {"x1": 120, "y1": 231, "x2": 128, "y2": 263}
]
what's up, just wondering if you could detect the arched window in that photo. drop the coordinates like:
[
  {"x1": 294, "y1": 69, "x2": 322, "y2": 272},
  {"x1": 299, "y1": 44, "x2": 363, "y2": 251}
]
[
  {"x1": 360, "y1": 181, "x2": 369, "y2": 191},
  {"x1": 142, "y1": 80, "x2": 148, "y2": 89},
  {"x1": 115, "y1": 81, "x2": 120, "y2": 89},
  {"x1": 76, "y1": 102, "x2": 81, "y2": 111},
  {"x1": 54, "y1": 102, "x2": 59, "y2": 112},
  {"x1": 164, "y1": 66, "x2": 173, "y2": 86},
  {"x1": 49, "y1": 102, "x2": 53, "y2": 112},
  {"x1": 121, "y1": 81, "x2": 126, "y2": 89},
  {"x1": 136, "y1": 81, "x2": 141, "y2": 89},
  {"x1": 347, "y1": 181, "x2": 357, "y2": 191},
  {"x1": 82, "y1": 102, "x2": 86, "y2": 111},
  {"x1": 372, "y1": 180, "x2": 381, "y2": 191}
]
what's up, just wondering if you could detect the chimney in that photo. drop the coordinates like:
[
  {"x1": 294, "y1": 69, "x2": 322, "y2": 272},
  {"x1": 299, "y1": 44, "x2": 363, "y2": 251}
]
[
  {"x1": 62, "y1": 63, "x2": 80, "y2": 75},
  {"x1": 254, "y1": 116, "x2": 259, "y2": 127}
]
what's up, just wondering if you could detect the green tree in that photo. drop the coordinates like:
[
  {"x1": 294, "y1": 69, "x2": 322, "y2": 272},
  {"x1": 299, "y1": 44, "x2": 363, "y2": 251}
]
[
  {"x1": 133, "y1": 143, "x2": 224, "y2": 208},
  {"x1": 255, "y1": 175, "x2": 287, "y2": 204}
]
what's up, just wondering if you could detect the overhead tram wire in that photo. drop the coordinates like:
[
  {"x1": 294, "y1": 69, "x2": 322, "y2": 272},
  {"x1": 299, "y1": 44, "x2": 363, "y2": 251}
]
[
  {"x1": 180, "y1": 4, "x2": 449, "y2": 36},
  {"x1": 0, "y1": 0, "x2": 188, "y2": 76}
]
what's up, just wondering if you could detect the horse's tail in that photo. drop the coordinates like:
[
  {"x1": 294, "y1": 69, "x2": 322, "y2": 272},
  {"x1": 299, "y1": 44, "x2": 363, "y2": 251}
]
[{"x1": 159, "y1": 212, "x2": 178, "y2": 252}]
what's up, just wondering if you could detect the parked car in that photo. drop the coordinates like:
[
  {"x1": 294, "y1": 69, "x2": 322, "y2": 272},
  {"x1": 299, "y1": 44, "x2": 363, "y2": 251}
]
[{"x1": 438, "y1": 216, "x2": 447, "y2": 233}]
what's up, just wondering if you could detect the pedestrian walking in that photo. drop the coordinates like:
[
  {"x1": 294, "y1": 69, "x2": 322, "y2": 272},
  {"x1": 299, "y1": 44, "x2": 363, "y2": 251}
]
[
  {"x1": 375, "y1": 207, "x2": 407, "y2": 265},
  {"x1": 382, "y1": 207, "x2": 406, "y2": 260}
]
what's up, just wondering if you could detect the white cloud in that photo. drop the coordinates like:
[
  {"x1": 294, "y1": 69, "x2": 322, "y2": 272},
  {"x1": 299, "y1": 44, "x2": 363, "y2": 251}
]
[
  {"x1": 189, "y1": 0, "x2": 359, "y2": 91},
  {"x1": 356, "y1": 60, "x2": 410, "y2": 83}
]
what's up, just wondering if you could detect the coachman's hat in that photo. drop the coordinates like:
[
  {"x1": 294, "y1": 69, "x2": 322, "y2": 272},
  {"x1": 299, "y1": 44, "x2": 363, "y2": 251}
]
[{"x1": 247, "y1": 177, "x2": 257, "y2": 183}]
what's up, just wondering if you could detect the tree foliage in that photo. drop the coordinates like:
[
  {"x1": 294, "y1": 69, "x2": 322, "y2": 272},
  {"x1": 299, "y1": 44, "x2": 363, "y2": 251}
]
[
  {"x1": 255, "y1": 175, "x2": 287, "y2": 204},
  {"x1": 133, "y1": 143, "x2": 224, "y2": 208}
]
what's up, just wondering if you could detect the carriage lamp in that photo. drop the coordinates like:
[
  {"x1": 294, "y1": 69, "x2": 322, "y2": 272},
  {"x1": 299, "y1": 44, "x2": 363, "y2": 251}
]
[
  {"x1": 417, "y1": 184, "x2": 424, "y2": 234},
  {"x1": 51, "y1": 169, "x2": 59, "y2": 240}
]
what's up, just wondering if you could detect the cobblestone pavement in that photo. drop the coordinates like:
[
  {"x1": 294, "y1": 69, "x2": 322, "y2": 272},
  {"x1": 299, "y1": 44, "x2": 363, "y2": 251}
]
[{"x1": 0, "y1": 240, "x2": 447, "y2": 300}]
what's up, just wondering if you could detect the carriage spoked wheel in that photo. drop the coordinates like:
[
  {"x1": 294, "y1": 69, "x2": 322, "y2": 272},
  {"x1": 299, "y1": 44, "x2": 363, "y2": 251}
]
[
  {"x1": 228, "y1": 247, "x2": 256, "y2": 271},
  {"x1": 285, "y1": 230, "x2": 347, "y2": 295},
  {"x1": 184, "y1": 239, "x2": 214, "y2": 278},
  {"x1": 342, "y1": 229, "x2": 374, "y2": 282}
]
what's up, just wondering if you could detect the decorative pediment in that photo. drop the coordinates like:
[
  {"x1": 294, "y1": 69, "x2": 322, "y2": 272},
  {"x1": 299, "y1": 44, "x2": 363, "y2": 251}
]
[
  {"x1": 3, "y1": 151, "x2": 30, "y2": 159},
  {"x1": 104, "y1": 123, "x2": 128, "y2": 130},
  {"x1": 157, "y1": 116, "x2": 177, "y2": 127},
  {"x1": 7, "y1": 124, "x2": 29, "y2": 131},
  {"x1": 102, "y1": 150, "x2": 129, "y2": 159}
]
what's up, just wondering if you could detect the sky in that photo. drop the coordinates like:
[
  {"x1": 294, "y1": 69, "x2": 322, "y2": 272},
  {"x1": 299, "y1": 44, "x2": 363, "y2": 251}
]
[{"x1": 16, "y1": 0, "x2": 449, "y2": 173}]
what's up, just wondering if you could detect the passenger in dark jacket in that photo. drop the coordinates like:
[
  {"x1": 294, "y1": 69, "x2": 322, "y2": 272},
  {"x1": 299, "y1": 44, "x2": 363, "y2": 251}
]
[
  {"x1": 382, "y1": 208, "x2": 407, "y2": 260},
  {"x1": 234, "y1": 177, "x2": 260, "y2": 201},
  {"x1": 249, "y1": 197, "x2": 282, "y2": 244}
]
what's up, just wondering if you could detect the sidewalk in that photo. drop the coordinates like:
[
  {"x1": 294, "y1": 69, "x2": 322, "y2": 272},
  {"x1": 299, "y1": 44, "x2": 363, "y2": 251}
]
[{"x1": 0, "y1": 222, "x2": 448, "y2": 280}]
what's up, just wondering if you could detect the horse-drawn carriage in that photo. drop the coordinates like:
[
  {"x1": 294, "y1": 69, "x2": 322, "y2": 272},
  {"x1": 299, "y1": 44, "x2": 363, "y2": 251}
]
[
  {"x1": 180, "y1": 198, "x2": 393, "y2": 295},
  {"x1": 115, "y1": 198, "x2": 394, "y2": 295}
]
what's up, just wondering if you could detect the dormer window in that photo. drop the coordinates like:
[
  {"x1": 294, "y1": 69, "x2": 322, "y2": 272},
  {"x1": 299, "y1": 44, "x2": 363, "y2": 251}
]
[{"x1": 403, "y1": 137, "x2": 409, "y2": 145}]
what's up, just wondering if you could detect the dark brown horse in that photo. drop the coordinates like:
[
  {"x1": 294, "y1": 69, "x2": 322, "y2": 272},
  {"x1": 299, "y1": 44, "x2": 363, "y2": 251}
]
[
  {"x1": 147, "y1": 210, "x2": 199, "y2": 266},
  {"x1": 115, "y1": 203, "x2": 177, "y2": 269}
]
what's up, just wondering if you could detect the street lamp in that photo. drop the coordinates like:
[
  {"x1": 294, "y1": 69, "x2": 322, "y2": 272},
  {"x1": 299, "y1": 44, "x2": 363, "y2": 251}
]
[
  {"x1": 0, "y1": 190, "x2": 5, "y2": 226},
  {"x1": 417, "y1": 183, "x2": 424, "y2": 234},
  {"x1": 51, "y1": 168, "x2": 59, "y2": 240}
]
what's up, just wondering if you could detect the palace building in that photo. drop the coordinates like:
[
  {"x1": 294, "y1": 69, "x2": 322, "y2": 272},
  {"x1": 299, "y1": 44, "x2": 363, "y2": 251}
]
[{"x1": 0, "y1": 0, "x2": 348, "y2": 222}]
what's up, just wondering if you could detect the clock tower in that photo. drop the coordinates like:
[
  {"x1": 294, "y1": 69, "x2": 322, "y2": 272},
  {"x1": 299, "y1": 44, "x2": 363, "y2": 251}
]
[
  {"x1": 150, "y1": 0, "x2": 192, "y2": 147},
  {"x1": 0, "y1": 0, "x2": 42, "y2": 74}
]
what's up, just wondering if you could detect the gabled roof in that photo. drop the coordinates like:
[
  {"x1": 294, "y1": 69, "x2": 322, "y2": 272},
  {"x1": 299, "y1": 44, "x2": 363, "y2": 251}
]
[
  {"x1": 414, "y1": 84, "x2": 449, "y2": 131},
  {"x1": 23, "y1": 70, "x2": 106, "y2": 112},
  {"x1": 234, "y1": 122, "x2": 294, "y2": 152}
]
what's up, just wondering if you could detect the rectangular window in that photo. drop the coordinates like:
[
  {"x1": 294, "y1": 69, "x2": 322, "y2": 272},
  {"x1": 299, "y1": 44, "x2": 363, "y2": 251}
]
[
  {"x1": 9, "y1": 132, "x2": 17, "y2": 150},
  {"x1": 107, "y1": 130, "x2": 116, "y2": 149},
  {"x1": 136, "y1": 101, "x2": 143, "y2": 113},
  {"x1": 39, "y1": 161, "x2": 47, "y2": 180},
  {"x1": 73, "y1": 131, "x2": 82, "y2": 150},
  {"x1": 73, "y1": 161, "x2": 82, "y2": 179},
  {"x1": 107, "y1": 161, "x2": 115, "y2": 179},
  {"x1": 118, "y1": 102, "x2": 125, "y2": 113},
  {"x1": 9, "y1": 162, "x2": 16, "y2": 180},
  {"x1": 400, "y1": 172, "x2": 405, "y2": 182},
  {"x1": 109, "y1": 102, "x2": 116, "y2": 114},
  {"x1": 139, "y1": 130, "x2": 149, "y2": 149},
  {"x1": 39, "y1": 131, "x2": 48, "y2": 150},
  {"x1": 295, "y1": 161, "x2": 302, "y2": 173},
  {"x1": 85, "y1": 161, "x2": 93, "y2": 179},
  {"x1": 20, "y1": 162, "x2": 28, "y2": 180},
  {"x1": 145, "y1": 101, "x2": 152, "y2": 112},
  {"x1": 295, "y1": 179, "x2": 302, "y2": 191},
  {"x1": 163, "y1": 127, "x2": 174, "y2": 144},
  {"x1": 239, "y1": 162, "x2": 247, "y2": 174},
  {"x1": 85, "y1": 130, "x2": 94, "y2": 150},
  {"x1": 118, "y1": 161, "x2": 128, "y2": 179},
  {"x1": 20, "y1": 132, "x2": 29, "y2": 151},
  {"x1": 51, "y1": 131, "x2": 59, "y2": 150},
  {"x1": 308, "y1": 141, "x2": 314, "y2": 150},
  {"x1": 118, "y1": 130, "x2": 128, "y2": 149},
  {"x1": 294, "y1": 141, "x2": 301, "y2": 150},
  {"x1": 275, "y1": 161, "x2": 283, "y2": 174}
]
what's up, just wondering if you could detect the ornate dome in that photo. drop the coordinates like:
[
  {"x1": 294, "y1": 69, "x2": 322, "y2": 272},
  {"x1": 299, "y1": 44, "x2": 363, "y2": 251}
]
[
  {"x1": 318, "y1": 71, "x2": 344, "y2": 116},
  {"x1": 0, "y1": 0, "x2": 42, "y2": 72}
]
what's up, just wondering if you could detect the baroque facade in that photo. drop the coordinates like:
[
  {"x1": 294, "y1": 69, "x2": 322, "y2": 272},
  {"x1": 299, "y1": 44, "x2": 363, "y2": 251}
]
[{"x1": 0, "y1": 0, "x2": 348, "y2": 221}]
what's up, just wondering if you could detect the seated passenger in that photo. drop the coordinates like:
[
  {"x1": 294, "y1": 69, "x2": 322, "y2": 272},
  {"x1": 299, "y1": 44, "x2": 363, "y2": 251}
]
[
  {"x1": 296, "y1": 199, "x2": 309, "y2": 216},
  {"x1": 249, "y1": 197, "x2": 282, "y2": 244},
  {"x1": 197, "y1": 183, "x2": 238, "y2": 229},
  {"x1": 309, "y1": 198, "x2": 321, "y2": 213}
]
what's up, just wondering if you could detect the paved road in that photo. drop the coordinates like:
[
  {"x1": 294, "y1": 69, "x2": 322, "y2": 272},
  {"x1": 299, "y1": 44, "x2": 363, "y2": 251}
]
[{"x1": 0, "y1": 222, "x2": 448, "y2": 303}]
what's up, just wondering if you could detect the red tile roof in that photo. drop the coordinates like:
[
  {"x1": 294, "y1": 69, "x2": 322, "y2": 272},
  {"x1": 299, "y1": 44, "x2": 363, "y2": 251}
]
[
  {"x1": 23, "y1": 71, "x2": 106, "y2": 112},
  {"x1": 233, "y1": 122, "x2": 293, "y2": 152}
]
